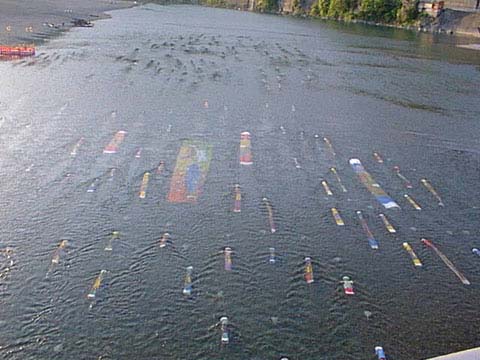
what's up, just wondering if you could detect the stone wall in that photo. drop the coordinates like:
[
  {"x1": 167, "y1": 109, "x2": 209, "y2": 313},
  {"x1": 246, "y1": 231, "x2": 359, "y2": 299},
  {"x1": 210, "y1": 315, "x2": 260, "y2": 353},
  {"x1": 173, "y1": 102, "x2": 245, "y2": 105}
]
[
  {"x1": 443, "y1": 0, "x2": 479, "y2": 11},
  {"x1": 438, "y1": 9, "x2": 480, "y2": 35}
]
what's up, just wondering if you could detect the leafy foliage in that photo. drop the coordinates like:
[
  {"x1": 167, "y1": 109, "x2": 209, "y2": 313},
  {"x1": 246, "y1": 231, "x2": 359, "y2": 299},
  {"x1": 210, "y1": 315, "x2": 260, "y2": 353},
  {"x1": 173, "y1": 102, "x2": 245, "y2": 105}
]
[
  {"x1": 257, "y1": 0, "x2": 279, "y2": 11},
  {"x1": 396, "y1": 1, "x2": 419, "y2": 23},
  {"x1": 201, "y1": 0, "x2": 418, "y2": 24},
  {"x1": 202, "y1": 0, "x2": 228, "y2": 7},
  {"x1": 309, "y1": 0, "x2": 416, "y2": 22},
  {"x1": 359, "y1": 0, "x2": 401, "y2": 22}
]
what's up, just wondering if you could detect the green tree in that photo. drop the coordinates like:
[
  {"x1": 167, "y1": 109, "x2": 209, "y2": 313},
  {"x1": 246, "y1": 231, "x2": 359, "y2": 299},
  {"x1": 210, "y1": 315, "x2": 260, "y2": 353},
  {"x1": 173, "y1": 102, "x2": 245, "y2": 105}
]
[
  {"x1": 257, "y1": 0, "x2": 278, "y2": 11},
  {"x1": 310, "y1": 2, "x2": 320, "y2": 15},
  {"x1": 327, "y1": 0, "x2": 355, "y2": 17},
  {"x1": 397, "y1": 0, "x2": 419, "y2": 23},
  {"x1": 202, "y1": 0, "x2": 227, "y2": 6},
  {"x1": 327, "y1": 0, "x2": 345, "y2": 17},
  {"x1": 359, "y1": 0, "x2": 401, "y2": 22},
  {"x1": 318, "y1": 0, "x2": 331, "y2": 16},
  {"x1": 292, "y1": 0, "x2": 304, "y2": 14}
]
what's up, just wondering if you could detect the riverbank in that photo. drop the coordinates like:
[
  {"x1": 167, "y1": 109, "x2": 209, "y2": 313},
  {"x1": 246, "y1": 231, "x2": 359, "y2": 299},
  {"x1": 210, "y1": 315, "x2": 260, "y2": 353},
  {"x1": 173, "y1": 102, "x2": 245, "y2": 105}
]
[
  {"x1": 198, "y1": 0, "x2": 480, "y2": 39},
  {"x1": 0, "y1": 0, "x2": 478, "y2": 50},
  {"x1": 0, "y1": 0, "x2": 135, "y2": 45},
  {"x1": 310, "y1": 9, "x2": 480, "y2": 39}
]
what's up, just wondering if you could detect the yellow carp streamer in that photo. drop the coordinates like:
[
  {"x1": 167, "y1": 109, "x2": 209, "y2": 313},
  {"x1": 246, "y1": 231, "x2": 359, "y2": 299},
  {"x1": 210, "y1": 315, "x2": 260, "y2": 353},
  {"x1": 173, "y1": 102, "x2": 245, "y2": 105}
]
[
  {"x1": 139, "y1": 172, "x2": 150, "y2": 199},
  {"x1": 403, "y1": 242, "x2": 422, "y2": 267},
  {"x1": 331, "y1": 208, "x2": 345, "y2": 226},
  {"x1": 421, "y1": 179, "x2": 444, "y2": 207},
  {"x1": 321, "y1": 180, "x2": 333, "y2": 196},
  {"x1": 87, "y1": 270, "x2": 107, "y2": 299},
  {"x1": 379, "y1": 213, "x2": 396, "y2": 233},
  {"x1": 404, "y1": 194, "x2": 421, "y2": 210},
  {"x1": 51, "y1": 240, "x2": 67, "y2": 265},
  {"x1": 330, "y1": 167, "x2": 347, "y2": 192},
  {"x1": 47, "y1": 240, "x2": 67, "y2": 276},
  {"x1": 304, "y1": 257, "x2": 314, "y2": 284},
  {"x1": 323, "y1": 137, "x2": 336, "y2": 157}
]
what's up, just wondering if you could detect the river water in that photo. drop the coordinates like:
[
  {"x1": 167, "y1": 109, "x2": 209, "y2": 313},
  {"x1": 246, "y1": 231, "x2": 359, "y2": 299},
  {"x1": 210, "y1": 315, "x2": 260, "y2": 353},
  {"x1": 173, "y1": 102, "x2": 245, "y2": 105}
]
[{"x1": 0, "y1": 4, "x2": 479, "y2": 359}]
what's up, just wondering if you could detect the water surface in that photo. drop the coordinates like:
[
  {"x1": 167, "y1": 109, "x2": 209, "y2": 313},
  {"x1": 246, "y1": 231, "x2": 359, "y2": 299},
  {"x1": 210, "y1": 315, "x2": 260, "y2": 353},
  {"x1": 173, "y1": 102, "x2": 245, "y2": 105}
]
[{"x1": 0, "y1": 5, "x2": 479, "y2": 359}]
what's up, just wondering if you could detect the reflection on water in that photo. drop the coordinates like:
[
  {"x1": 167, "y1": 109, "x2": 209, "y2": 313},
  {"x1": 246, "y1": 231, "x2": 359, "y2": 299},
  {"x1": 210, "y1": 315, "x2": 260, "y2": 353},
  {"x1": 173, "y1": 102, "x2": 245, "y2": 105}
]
[{"x1": 0, "y1": 4, "x2": 479, "y2": 359}]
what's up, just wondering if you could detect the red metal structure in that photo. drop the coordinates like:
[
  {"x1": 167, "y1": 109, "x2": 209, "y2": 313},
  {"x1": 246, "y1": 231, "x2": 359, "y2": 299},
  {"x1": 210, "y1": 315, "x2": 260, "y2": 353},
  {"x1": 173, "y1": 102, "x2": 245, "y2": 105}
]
[{"x1": 0, "y1": 45, "x2": 35, "y2": 57}]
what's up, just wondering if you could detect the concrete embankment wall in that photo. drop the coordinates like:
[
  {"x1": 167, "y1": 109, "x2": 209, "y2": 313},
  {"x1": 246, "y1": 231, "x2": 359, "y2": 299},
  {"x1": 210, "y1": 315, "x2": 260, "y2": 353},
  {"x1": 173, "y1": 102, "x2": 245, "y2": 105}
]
[
  {"x1": 443, "y1": 0, "x2": 479, "y2": 11},
  {"x1": 432, "y1": 9, "x2": 480, "y2": 37},
  {"x1": 427, "y1": 347, "x2": 480, "y2": 360}
]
